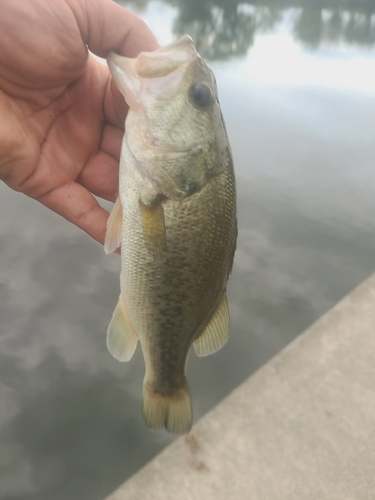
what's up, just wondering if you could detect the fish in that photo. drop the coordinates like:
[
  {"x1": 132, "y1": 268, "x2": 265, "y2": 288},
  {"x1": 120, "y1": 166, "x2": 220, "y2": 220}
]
[{"x1": 105, "y1": 35, "x2": 237, "y2": 434}]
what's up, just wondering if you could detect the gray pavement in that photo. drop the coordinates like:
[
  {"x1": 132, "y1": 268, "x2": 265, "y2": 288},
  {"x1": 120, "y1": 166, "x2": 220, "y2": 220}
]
[{"x1": 105, "y1": 272, "x2": 375, "y2": 500}]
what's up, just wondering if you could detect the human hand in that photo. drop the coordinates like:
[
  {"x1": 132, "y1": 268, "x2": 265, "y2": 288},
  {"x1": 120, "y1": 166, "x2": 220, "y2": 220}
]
[{"x1": 0, "y1": 0, "x2": 158, "y2": 245}]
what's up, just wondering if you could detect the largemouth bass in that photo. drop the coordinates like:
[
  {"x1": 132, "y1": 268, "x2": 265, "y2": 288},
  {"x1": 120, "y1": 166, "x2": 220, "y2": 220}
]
[{"x1": 105, "y1": 36, "x2": 237, "y2": 434}]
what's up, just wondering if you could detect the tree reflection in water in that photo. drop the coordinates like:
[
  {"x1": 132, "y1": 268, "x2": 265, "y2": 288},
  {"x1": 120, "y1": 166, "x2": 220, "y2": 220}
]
[
  {"x1": 122, "y1": 0, "x2": 375, "y2": 59},
  {"x1": 173, "y1": 0, "x2": 256, "y2": 60}
]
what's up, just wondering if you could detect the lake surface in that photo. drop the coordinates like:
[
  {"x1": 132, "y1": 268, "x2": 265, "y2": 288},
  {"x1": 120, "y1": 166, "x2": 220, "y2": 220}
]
[{"x1": 1, "y1": 1, "x2": 375, "y2": 499}]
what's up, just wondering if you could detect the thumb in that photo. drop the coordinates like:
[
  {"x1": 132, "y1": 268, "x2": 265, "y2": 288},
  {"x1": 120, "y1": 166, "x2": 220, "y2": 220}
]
[
  {"x1": 73, "y1": 0, "x2": 159, "y2": 57},
  {"x1": 73, "y1": 0, "x2": 159, "y2": 127}
]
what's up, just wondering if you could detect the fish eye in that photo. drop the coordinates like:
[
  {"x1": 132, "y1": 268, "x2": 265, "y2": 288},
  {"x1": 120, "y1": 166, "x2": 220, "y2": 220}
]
[{"x1": 189, "y1": 82, "x2": 212, "y2": 108}]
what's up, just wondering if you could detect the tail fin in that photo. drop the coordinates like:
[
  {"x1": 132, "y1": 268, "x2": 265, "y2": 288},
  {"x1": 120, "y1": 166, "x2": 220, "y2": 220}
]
[{"x1": 143, "y1": 379, "x2": 192, "y2": 434}]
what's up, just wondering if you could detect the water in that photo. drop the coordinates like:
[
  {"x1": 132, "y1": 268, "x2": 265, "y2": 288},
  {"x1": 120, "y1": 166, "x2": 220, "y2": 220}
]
[{"x1": 1, "y1": 1, "x2": 375, "y2": 499}]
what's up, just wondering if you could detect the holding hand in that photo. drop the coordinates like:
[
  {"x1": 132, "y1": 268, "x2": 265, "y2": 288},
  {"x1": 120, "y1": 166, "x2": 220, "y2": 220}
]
[{"x1": 0, "y1": 0, "x2": 157, "y2": 244}]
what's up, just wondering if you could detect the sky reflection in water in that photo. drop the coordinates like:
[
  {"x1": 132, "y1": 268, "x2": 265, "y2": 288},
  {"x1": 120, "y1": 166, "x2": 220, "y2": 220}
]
[{"x1": 1, "y1": 1, "x2": 375, "y2": 499}]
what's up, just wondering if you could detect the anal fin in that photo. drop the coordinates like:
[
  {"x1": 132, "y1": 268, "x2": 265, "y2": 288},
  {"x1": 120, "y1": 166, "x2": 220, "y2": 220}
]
[
  {"x1": 107, "y1": 295, "x2": 138, "y2": 361},
  {"x1": 193, "y1": 292, "x2": 230, "y2": 357},
  {"x1": 139, "y1": 199, "x2": 167, "y2": 255},
  {"x1": 104, "y1": 196, "x2": 122, "y2": 254}
]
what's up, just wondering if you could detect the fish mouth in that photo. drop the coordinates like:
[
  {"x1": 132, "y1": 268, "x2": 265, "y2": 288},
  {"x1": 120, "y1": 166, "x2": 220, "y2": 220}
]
[
  {"x1": 107, "y1": 36, "x2": 198, "y2": 108},
  {"x1": 107, "y1": 35, "x2": 196, "y2": 79},
  {"x1": 135, "y1": 36, "x2": 197, "y2": 78}
]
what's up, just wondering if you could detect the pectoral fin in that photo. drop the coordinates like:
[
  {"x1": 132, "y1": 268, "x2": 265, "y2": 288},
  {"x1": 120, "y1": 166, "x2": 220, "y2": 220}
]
[
  {"x1": 107, "y1": 295, "x2": 138, "y2": 361},
  {"x1": 104, "y1": 197, "x2": 123, "y2": 254},
  {"x1": 139, "y1": 199, "x2": 167, "y2": 255},
  {"x1": 193, "y1": 293, "x2": 230, "y2": 357}
]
